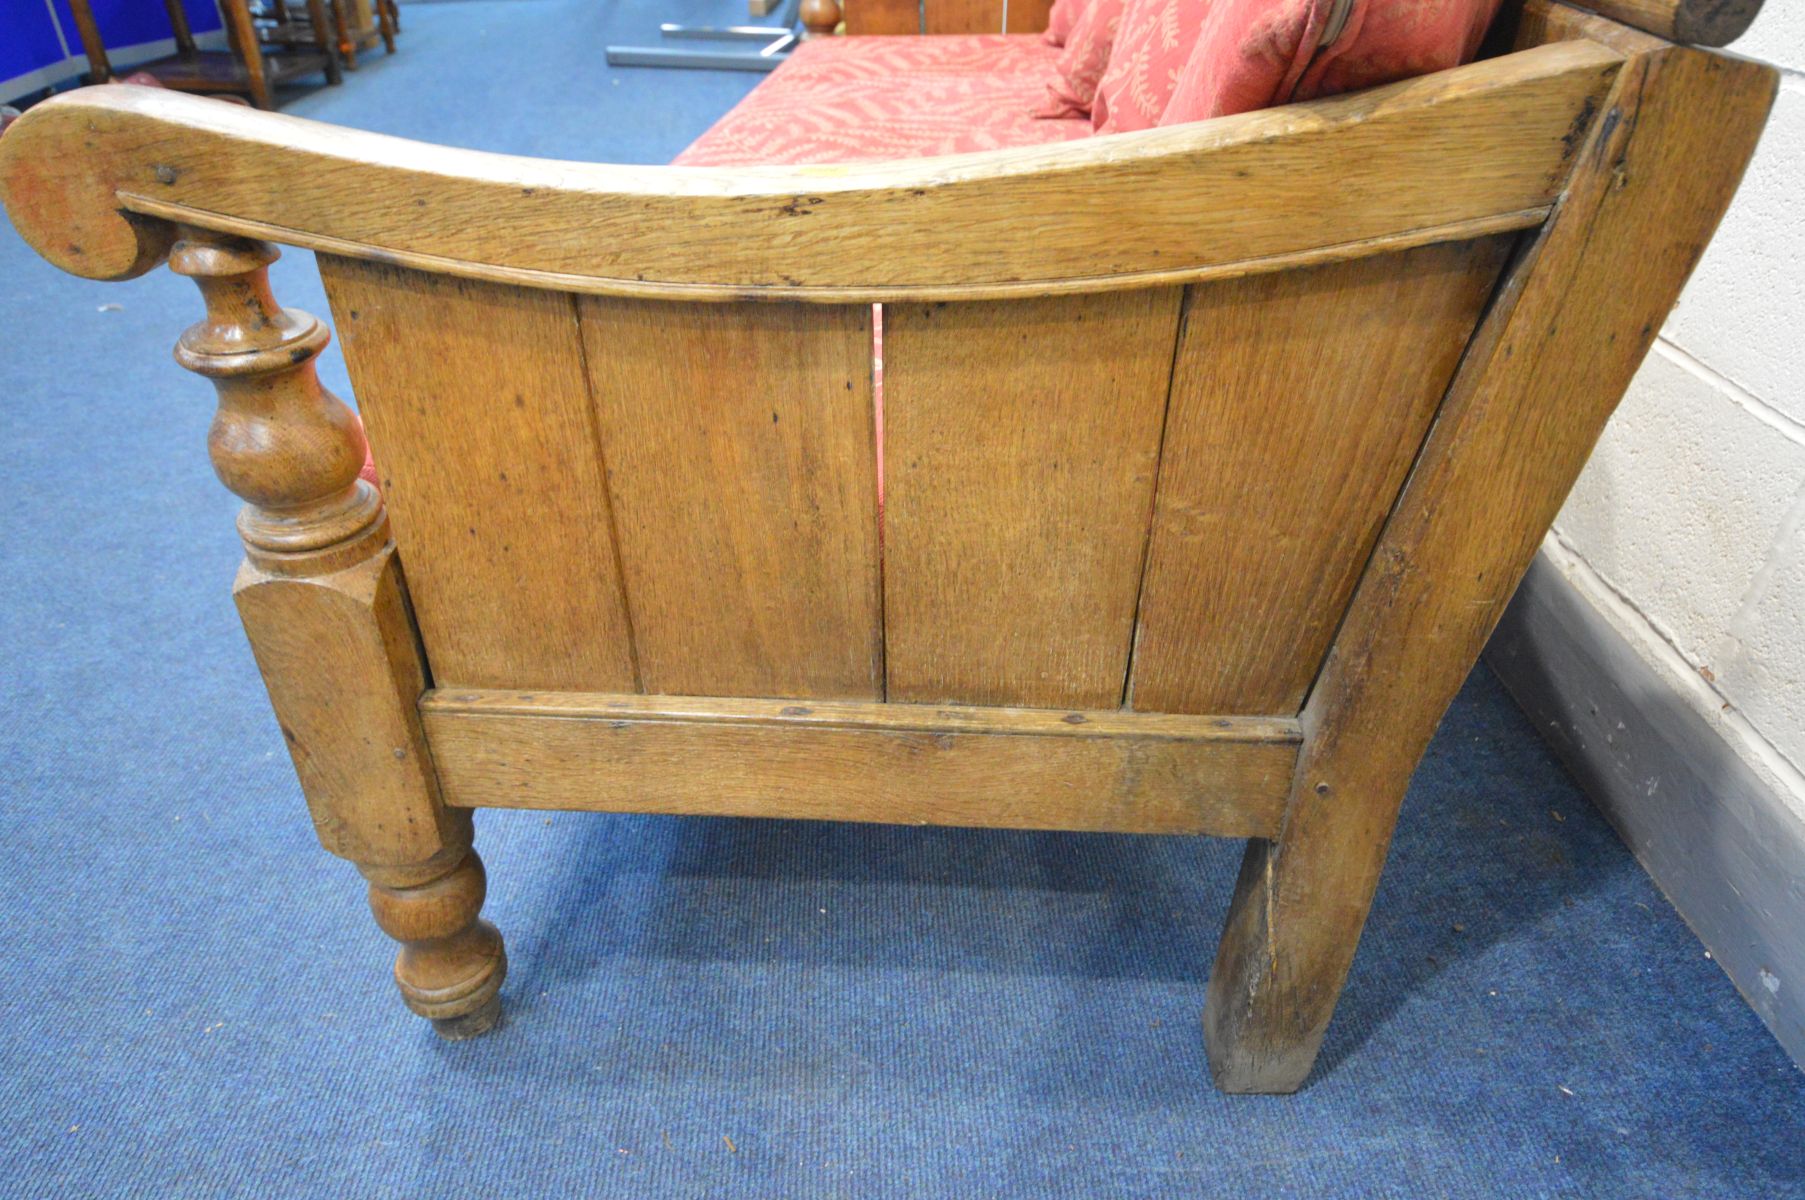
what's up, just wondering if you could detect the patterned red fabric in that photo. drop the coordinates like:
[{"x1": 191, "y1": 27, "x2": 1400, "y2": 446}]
[
  {"x1": 1293, "y1": 0, "x2": 1502, "y2": 103},
  {"x1": 1090, "y1": 0, "x2": 1210, "y2": 134},
  {"x1": 352, "y1": 412, "x2": 381, "y2": 491},
  {"x1": 1042, "y1": 0, "x2": 1085, "y2": 46},
  {"x1": 1030, "y1": 0, "x2": 1130, "y2": 118},
  {"x1": 675, "y1": 36, "x2": 1090, "y2": 167},
  {"x1": 1158, "y1": 0, "x2": 1501, "y2": 127}
]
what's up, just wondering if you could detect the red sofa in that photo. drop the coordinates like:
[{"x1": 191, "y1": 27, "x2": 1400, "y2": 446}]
[{"x1": 677, "y1": 0, "x2": 1501, "y2": 168}]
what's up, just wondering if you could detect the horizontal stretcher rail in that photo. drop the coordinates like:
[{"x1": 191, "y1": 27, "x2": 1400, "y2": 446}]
[{"x1": 420, "y1": 690, "x2": 1303, "y2": 837}]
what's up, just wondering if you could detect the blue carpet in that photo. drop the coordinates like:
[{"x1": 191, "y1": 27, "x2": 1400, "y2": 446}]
[{"x1": 2, "y1": 2, "x2": 1802, "y2": 1195}]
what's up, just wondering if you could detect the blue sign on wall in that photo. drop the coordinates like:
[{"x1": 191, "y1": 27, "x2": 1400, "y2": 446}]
[
  {"x1": 1, "y1": 1, "x2": 74, "y2": 96},
  {"x1": 48, "y1": 0, "x2": 225, "y2": 48},
  {"x1": 4, "y1": 0, "x2": 226, "y2": 103}
]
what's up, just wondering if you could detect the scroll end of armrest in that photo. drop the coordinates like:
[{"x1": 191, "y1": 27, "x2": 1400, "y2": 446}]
[{"x1": 0, "y1": 89, "x2": 178, "y2": 281}]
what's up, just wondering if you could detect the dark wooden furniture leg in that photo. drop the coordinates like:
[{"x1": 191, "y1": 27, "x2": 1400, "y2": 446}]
[
  {"x1": 219, "y1": 0, "x2": 275, "y2": 108},
  {"x1": 161, "y1": 0, "x2": 199, "y2": 56},
  {"x1": 303, "y1": 0, "x2": 346, "y2": 84},
  {"x1": 331, "y1": 0, "x2": 360, "y2": 70},
  {"x1": 374, "y1": 0, "x2": 397, "y2": 53},
  {"x1": 66, "y1": 0, "x2": 114, "y2": 82}
]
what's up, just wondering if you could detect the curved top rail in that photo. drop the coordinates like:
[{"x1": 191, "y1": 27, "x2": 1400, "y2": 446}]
[{"x1": 0, "y1": 40, "x2": 1617, "y2": 302}]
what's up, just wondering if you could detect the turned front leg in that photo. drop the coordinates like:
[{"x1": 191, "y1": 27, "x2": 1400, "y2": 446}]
[
  {"x1": 170, "y1": 227, "x2": 507, "y2": 1039},
  {"x1": 365, "y1": 838, "x2": 507, "y2": 1039}
]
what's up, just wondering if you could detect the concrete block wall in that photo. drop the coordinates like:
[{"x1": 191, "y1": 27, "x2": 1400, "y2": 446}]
[{"x1": 1551, "y1": 5, "x2": 1805, "y2": 824}]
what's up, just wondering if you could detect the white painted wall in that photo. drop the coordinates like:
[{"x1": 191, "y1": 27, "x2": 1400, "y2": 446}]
[{"x1": 1550, "y1": 5, "x2": 1805, "y2": 822}]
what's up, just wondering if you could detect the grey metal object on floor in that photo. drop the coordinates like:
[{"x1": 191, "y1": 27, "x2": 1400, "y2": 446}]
[{"x1": 606, "y1": 0, "x2": 800, "y2": 72}]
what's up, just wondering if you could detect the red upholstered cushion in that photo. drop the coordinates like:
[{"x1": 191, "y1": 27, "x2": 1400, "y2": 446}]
[
  {"x1": 1031, "y1": 0, "x2": 1129, "y2": 118},
  {"x1": 1159, "y1": 0, "x2": 1328, "y2": 125},
  {"x1": 675, "y1": 35, "x2": 1090, "y2": 167},
  {"x1": 1043, "y1": 0, "x2": 1085, "y2": 46},
  {"x1": 1158, "y1": 0, "x2": 1501, "y2": 127},
  {"x1": 1090, "y1": 0, "x2": 1210, "y2": 134},
  {"x1": 1293, "y1": 0, "x2": 1501, "y2": 103}
]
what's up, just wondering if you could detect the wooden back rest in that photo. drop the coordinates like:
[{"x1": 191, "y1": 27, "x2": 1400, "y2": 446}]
[{"x1": 847, "y1": 0, "x2": 1052, "y2": 35}]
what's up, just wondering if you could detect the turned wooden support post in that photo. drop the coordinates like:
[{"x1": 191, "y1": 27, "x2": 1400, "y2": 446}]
[
  {"x1": 364, "y1": 835, "x2": 506, "y2": 1038},
  {"x1": 800, "y1": 0, "x2": 842, "y2": 37},
  {"x1": 170, "y1": 226, "x2": 506, "y2": 1038}
]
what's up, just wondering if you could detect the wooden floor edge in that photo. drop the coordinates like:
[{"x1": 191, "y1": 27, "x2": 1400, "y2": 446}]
[{"x1": 420, "y1": 690, "x2": 1301, "y2": 837}]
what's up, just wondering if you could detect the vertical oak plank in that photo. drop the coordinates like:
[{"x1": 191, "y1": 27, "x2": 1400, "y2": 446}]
[
  {"x1": 882, "y1": 289, "x2": 1182, "y2": 708},
  {"x1": 320, "y1": 259, "x2": 638, "y2": 692},
  {"x1": 1130, "y1": 238, "x2": 1512, "y2": 715},
  {"x1": 578, "y1": 298, "x2": 883, "y2": 700}
]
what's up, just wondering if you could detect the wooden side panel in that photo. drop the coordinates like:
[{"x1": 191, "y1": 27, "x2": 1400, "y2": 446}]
[
  {"x1": 1129, "y1": 238, "x2": 1513, "y2": 715},
  {"x1": 422, "y1": 690, "x2": 1301, "y2": 837},
  {"x1": 319, "y1": 258, "x2": 637, "y2": 691},
  {"x1": 577, "y1": 298, "x2": 882, "y2": 700},
  {"x1": 924, "y1": 0, "x2": 1052, "y2": 33},
  {"x1": 882, "y1": 289, "x2": 1182, "y2": 708}
]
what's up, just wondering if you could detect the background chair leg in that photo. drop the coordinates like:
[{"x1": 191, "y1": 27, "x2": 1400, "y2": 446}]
[
  {"x1": 375, "y1": 0, "x2": 396, "y2": 53},
  {"x1": 331, "y1": 0, "x2": 359, "y2": 68},
  {"x1": 363, "y1": 829, "x2": 507, "y2": 1039}
]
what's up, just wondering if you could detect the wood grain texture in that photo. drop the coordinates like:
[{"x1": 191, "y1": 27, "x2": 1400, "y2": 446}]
[
  {"x1": 0, "y1": 42, "x2": 1617, "y2": 299},
  {"x1": 422, "y1": 690, "x2": 1302, "y2": 836},
  {"x1": 1513, "y1": 0, "x2": 1670, "y2": 53},
  {"x1": 844, "y1": 0, "x2": 918, "y2": 33},
  {"x1": 319, "y1": 258, "x2": 637, "y2": 692},
  {"x1": 577, "y1": 298, "x2": 882, "y2": 699},
  {"x1": 236, "y1": 548, "x2": 463, "y2": 864},
  {"x1": 363, "y1": 844, "x2": 506, "y2": 1039},
  {"x1": 1129, "y1": 238, "x2": 1513, "y2": 715},
  {"x1": 924, "y1": 0, "x2": 1054, "y2": 34},
  {"x1": 1562, "y1": 0, "x2": 1761, "y2": 45},
  {"x1": 1202, "y1": 43, "x2": 1779, "y2": 1093},
  {"x1": 882, "y1": 289, "x2": 1181, "y2": 708}
]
